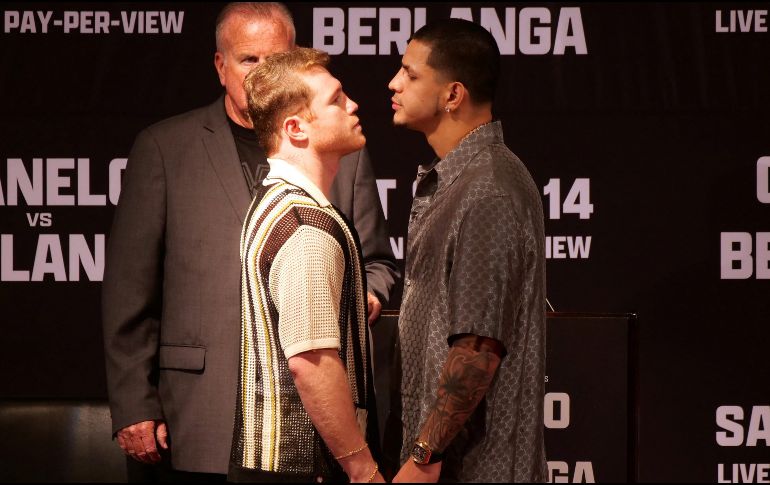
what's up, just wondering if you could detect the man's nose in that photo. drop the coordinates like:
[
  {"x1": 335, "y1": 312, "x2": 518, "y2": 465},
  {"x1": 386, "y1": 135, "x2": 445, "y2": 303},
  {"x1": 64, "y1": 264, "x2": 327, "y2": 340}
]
[
  {"x1": 348, "y1": 98, "x2": 359, "y2": 114},
  {"x1": 388, "y1": 72, "x2": 400, "y2": 92}
]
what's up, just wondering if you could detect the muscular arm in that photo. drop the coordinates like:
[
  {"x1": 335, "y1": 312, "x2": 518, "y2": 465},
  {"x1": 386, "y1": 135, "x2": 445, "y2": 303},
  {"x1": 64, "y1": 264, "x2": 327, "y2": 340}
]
[
  {"x1": 289, "y1": 350, "x2": 383, "y2": 483},
  {"x1": 394, "y1": 334, "x2": 503, "y2": 483},
  {"x1": 270, "y1": 226, "x2": 383, "y2": 482},
  {"x1": 419, "y1": 334, "x2": 503, "y2": 451}
]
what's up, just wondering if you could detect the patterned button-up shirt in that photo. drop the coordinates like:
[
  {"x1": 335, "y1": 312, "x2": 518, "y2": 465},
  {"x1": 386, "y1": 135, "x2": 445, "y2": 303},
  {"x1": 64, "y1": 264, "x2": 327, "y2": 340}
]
[{"x1": 398, "y1": 121, "x2": 548, "y2": 482}]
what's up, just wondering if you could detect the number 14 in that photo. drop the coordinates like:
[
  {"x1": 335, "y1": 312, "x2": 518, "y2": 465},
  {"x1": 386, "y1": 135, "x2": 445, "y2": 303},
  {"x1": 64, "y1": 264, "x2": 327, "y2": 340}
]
[{"x1": 543, "y1": 178, "x2": 594, "y2": 220}]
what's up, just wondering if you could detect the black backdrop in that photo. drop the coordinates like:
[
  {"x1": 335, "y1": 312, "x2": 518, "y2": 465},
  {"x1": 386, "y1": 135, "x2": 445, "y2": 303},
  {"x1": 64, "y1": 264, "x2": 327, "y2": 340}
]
[{"x1": 1, "y1": 3, "x2": 769, "y2": 482}]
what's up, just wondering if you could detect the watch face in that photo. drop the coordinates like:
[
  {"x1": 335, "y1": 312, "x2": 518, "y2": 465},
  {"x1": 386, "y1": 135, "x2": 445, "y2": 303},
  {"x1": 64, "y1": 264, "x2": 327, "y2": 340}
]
[{"x1": 410, "y1": 443, "x2": 430, "y2": 464}]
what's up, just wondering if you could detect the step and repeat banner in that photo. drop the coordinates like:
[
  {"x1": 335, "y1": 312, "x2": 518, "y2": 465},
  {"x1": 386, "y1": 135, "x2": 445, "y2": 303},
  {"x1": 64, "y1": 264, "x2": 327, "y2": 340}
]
[{"x1": 1, "y1": 3, "x2": 768, "y2": 482}]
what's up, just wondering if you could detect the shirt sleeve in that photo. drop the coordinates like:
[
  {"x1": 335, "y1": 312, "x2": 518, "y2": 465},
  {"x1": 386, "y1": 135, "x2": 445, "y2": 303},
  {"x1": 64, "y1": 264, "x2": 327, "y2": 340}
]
[
  {"x1": 447, "y1": 194, "x2": 524, "y2": 357},
  {"x1": 269, "y1": 224, "x2": 345, "y2": 359}
]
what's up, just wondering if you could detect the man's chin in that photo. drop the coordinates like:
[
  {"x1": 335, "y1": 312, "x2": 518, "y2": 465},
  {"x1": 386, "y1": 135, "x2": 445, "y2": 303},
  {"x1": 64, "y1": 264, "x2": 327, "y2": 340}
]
[
  {"x1": 338, "y1": 135, "x2": 366, "y2": 157},
  {"x1": 352, "y1": 135, "x2": 366, "y2": 152},
  {"x1": 392, "y1": 115, "x2": 420, "y2": 131}
]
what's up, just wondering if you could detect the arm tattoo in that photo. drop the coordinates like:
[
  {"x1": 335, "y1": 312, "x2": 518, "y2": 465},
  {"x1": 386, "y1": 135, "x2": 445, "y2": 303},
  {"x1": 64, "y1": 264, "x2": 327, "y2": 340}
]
[{"x1": 419, "y1": 336, "x2": 502, "y2": 452}]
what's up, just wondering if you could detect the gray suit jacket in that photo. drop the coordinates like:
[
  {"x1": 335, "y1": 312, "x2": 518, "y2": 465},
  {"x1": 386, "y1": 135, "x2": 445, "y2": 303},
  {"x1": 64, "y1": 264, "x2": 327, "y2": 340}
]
[{"x1": 102, "y1": 98, "x2": 398, "y2": 474}]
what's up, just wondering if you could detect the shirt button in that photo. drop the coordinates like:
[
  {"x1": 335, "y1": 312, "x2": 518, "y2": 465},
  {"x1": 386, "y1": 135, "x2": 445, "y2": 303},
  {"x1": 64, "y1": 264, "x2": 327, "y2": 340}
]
[{"x1": 405, "y1": 279, "x2": 411, "y2": 287}]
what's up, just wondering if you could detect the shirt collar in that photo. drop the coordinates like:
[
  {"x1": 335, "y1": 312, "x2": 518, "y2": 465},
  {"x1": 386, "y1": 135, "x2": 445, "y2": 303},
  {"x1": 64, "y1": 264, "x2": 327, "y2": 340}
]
[
  {"x1": 418, "y1": 121, "x2": 504, "y2": 191},
  {"x1": 263, "y1": 157, "x2": 331, "y2": 207}
]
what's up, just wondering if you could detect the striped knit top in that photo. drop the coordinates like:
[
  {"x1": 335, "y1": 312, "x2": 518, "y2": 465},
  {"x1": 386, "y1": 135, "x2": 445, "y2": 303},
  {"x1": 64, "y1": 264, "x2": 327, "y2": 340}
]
[{"x1": 230, "y1": 158, "x2": 372, "y2": 481}]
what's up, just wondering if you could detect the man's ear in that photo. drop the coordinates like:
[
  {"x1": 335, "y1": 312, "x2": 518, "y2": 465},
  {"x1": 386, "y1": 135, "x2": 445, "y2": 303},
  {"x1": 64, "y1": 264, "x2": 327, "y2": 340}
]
[
  {"x1": 283, "y1": 115, "x2": 308, "y2": 143},
  {"x1": 444, "y1": 81, "x2": 467, "y2": 112},
  {"x1": 214, "y1": 52, "x2": 226, "y2": 87}
]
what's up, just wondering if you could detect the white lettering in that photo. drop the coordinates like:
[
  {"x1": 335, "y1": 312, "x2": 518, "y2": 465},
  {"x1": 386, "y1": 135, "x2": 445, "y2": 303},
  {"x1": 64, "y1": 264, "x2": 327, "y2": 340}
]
[
  {"x1": 80, "y1": 11, "x2": 93, "y2": 33},
  {"x1": 716, "y1": 10, "x2": 729, "y2": 33},
  {"x1": 5, "y1": 158, "x2": 44, "y2": 206},
  {"x1": 25, "y1": 212, "x2": 51, "y2": 227},
  {"x1": 548, "y1": 461, "x2": 595, "y2": 483},
  {"x1": 760, "y1": 463, "x2": 770, "y2": 482},
  {"x1": 717, "y1": 405, "x2": 770, "y2": 447},
  {"x1": 161, "y1": 11, "x2": 184, "y2": 34},
  {"x1": 313, "y1": 7, "x2": 585, "y2": 56},
  {"x1": 2, "y1": 158, "x2": 118, "y2": 206},
  {"x1": 4, "y1": 11, "x2": 19, "y2": 33},
  {"x1": 758, "y1": 156, "x2": 770, "y2": 203},
  {"x1": 379, "y1": 8, "x2": 411, "y2": 55},
  {"x1": 109, "y1": 158, "x2": 127, "y2": 205},
  {"x1": 546, "y1": 236, "x2": 591, "y2": 259},
  {"x1": 554, "y1": 7, "x2": 587, "y2": 55},
  {"x1": 46, "y1": 158, "x2": 75, "y2": 206},
  {"x1": 568, "y1": 236, "x2": 591, "y2": 259},
  {"x1": 145, "y1": 11, "x2": 159, "y2": 34},
  {"x1": 1, "y1": 234, "x2": 30, "y2": 281},
  {"x1": 551, "y1": 235, "x2": 566, "y2": 259},
  {"x1": 77, "y1": 158, "x2": 106, "y2": 205},
  {"x1": 0, "y1": 234, "x2": 106, "y2": 282},
  {"x1": 25, "y1": 213, "x2": 40, "y2": 226},
  {"x1": 574, "y1": 462, "x2": 596, "y2": 483},
  {"x1": 544, "y1": 392, "x2": 570, "y2": 429},
  {"x1": 376, "y1": 179, "x2": 396, "y2": 220},
  {"x1": 121, "y1": 11, "x2": 137, "y2": 34},
  {"x1": 31, "y1": 234, "x2": 67, "y2": 281},
  {"x1": 715, "y1": 10, "x2": 768, "y2": 32},
  {"x1": 519, "y1": 8, "x2": 551, "y2": 55},
  {"x1": 717, "y1": 406, "x2": 745, "y2": 446},
  {"x1": 747, "y1": 406, "x2": 770, "y2": 446},
  {"x1": 718, "y1": 463, "x2": 770, "y2": 483},
  {"x1": 389, "y1": 237, "x2": 404, "y2": 260},
  {"x1": 738, "y1": 10, "x2": 754, "y2": 32},
  {"x1": 63, "y1": 11, "x2": 78, "y2": 33},
  {"x1": 94, "y1": 11, "x2": 109, "y2": 33},
  {"x1": 757, "y1": 11, "x2": 768, "y2": 32},
  {"x1": 313, "y1": 8, "x2": 345, "y2": 55},
  {"x1": 20, "y1": 11, "x2": 35, "y2": 32},
  {"x1": 348, "y1": 8, "x2": 377, "y2": 55},
  {"x1": 757, "y1": 233, "x2": 770, "y2": 279},
  {"x1": 548, "y1": 461, "x2": 570, "y2": 483},
  {"x1": 721, "y1": 232, "x2": 753, "y2": 279},
  {"x1": 480, "y1": 8, "x2": 516, "y2": 55},
  {"x1": 37, "y1": 10, "x2": 52, "y2": 33},
  {"x1": 69, "y1": 234, "x2": 104, "y2": 281}
]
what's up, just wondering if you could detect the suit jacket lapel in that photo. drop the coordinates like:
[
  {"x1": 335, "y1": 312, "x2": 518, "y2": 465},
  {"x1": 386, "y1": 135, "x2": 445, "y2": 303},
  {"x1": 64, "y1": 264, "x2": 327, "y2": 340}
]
[{"x1": 201, "y1": 97, "x2": 252, "y2": 224}]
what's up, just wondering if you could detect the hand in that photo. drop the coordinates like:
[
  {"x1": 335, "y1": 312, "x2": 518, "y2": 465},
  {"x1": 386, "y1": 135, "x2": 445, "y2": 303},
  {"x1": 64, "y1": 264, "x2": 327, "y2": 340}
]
[
  {"x1": 368, "y1": 470, "x2": 386, "y2": 483},
  {"x1": 116, "y1": 420, "x2": 168, "y2": 464},
  {"x1": 350, "y1": 466, "x2": 385, "y2": 483},
  {"x1": 393, "y1": 459, "x2": 441, "y2": 483},
  {"x1": 367, "y1": 292, "x2": 382, "y2": 326}
]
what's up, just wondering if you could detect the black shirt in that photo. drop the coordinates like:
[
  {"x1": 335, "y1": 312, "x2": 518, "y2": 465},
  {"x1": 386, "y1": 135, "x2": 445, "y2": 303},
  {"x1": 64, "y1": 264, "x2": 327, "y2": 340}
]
[{"x1": 227, "y1": 117, "x2": 269, "y2": 197}]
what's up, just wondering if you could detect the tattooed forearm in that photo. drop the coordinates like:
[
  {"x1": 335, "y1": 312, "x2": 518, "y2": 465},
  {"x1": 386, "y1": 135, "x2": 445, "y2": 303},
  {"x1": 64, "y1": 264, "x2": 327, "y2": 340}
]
[{"x1": 418, "y1": 335, "x2": 503, "y2": 452}]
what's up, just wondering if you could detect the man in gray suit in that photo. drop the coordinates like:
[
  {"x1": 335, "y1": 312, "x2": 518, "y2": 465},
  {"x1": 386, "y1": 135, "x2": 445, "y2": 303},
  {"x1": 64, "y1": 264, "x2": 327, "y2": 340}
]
[{"x1": 101, "y1": 3, "x2": 398, "y2": 479}]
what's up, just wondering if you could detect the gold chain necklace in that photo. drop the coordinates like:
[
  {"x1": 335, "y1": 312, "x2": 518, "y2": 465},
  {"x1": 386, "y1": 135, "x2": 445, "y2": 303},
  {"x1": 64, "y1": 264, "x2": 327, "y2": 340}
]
[{"x1": 459, "y1": 120, "x2": 493, "y2": 145}]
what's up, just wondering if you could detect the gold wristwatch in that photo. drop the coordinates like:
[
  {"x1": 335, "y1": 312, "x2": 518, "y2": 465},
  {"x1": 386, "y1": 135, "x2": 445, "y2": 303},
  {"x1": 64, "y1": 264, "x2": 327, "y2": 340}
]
[{"x1": 410, "y1": 440, "x2": 444, "y2": 465}]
